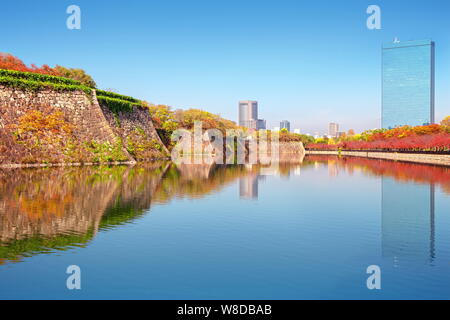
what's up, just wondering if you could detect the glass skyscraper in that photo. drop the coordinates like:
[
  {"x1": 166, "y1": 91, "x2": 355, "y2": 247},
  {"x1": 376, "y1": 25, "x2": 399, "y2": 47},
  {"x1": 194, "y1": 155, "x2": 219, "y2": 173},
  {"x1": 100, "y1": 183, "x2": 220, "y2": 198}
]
[{"x1": 382, "y1": 39, "x2": 435, "y2": 129}]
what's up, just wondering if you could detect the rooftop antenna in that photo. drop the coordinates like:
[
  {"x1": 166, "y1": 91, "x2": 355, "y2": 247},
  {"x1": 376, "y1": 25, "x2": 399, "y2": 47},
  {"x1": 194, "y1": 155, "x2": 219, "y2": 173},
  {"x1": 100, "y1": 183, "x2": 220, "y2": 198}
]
[{"x1": 393, "y1": 37, "x2": 400, "y2": 43}]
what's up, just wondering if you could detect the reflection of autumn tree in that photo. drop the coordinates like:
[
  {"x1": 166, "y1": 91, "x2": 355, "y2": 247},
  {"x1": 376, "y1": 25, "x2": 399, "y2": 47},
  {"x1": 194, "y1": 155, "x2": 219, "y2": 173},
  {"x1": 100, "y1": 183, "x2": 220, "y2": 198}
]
[
  {"x1": 155, "y1": 164, "x2": 249, "y2": 201},
  {"x1": 306, "y1": 155, "x2": 450, "y2": 194},
  {"x1": 0, "y1": 159, "x2": 308, "y2": 264},
  {"x1": 0, "y1": 163, "x2": 169, "y2": 263}
]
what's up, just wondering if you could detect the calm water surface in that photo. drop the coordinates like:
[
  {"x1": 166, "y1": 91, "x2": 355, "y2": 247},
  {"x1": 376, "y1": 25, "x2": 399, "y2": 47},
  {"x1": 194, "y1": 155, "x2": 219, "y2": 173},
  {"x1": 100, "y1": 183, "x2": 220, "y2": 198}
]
[{"x1": 1, "y1": 156, "x2": 450, "y2": 300}]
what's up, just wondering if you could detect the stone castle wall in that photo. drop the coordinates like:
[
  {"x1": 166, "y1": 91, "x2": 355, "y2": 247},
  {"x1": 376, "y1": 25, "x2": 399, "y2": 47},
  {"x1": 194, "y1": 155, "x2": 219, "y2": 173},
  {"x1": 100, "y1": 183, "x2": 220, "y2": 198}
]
[
  {"x1": 100, "y1": 104, "x2": 169, "y2": 157},
  {"x1": 0, "y1": 86, "x2": 117, "y2": 144},
  {"x1": 0, "y1": 85, "x2": 167, "y2": 164}
]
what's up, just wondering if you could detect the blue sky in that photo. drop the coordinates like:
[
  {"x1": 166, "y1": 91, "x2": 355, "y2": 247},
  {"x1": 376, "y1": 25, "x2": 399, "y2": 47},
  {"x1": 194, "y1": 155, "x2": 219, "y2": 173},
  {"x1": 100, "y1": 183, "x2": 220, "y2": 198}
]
[{"x1": 1, "y1": 0, "x2": 450, "y2": 133}]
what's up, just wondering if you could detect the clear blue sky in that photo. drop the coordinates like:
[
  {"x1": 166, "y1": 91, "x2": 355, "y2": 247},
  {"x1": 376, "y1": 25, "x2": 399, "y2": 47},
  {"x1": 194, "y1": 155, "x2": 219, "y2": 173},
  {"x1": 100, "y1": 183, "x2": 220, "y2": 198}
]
[{"x1": 1, "y1": 0, "x2": 450, "y2": 133}]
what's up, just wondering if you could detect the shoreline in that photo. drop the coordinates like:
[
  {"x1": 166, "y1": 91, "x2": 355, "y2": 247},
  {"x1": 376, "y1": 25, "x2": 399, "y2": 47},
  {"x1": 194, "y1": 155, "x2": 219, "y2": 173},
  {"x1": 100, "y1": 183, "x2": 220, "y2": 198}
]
[
  {"x1": 3, "y1": 150, "x2": 450, "y2": 168},
  {"x1": 0, "y1": 158, "x2": 172, "y2": 169},
  {"x1": 305, "y1": 150, "x2": 450, "y2": 167}
]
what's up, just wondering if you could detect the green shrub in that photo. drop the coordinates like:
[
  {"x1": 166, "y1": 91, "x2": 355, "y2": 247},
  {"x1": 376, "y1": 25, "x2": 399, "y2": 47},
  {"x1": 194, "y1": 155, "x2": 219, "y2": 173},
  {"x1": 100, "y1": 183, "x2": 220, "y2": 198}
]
[
  {"x1": 0, "y1": 68, "x2": 82, "y2": 86},
  {"x1": 0, "y1": 76, "x2": 92, "y2": 95},
  {"x1": 96, "y1": 90, "x2": 140, "y2": 103},
  {"x1": 97, "y1": 95, "x2": 141, "y2": 113}
]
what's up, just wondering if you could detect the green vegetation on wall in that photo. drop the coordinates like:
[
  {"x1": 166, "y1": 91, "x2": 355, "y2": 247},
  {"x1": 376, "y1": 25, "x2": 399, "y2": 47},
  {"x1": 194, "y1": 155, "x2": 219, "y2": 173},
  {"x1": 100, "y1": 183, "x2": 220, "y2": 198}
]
[
  {"x1": 0, "y1": 69, "x2": 83, "y2": 85},
  {"x1": 0, "y1": 76, "x2": 92, "y2": 96},
  {"x1": 96, "y1": 90, "x2": 140, "y2": 103}
]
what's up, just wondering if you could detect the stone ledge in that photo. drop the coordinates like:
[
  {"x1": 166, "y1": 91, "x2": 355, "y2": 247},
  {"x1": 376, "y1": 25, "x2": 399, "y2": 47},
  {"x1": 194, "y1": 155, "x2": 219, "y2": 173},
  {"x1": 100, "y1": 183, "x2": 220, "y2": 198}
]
[{"x1": 305, "y1": 150, "x2": 450, "y2": 166}]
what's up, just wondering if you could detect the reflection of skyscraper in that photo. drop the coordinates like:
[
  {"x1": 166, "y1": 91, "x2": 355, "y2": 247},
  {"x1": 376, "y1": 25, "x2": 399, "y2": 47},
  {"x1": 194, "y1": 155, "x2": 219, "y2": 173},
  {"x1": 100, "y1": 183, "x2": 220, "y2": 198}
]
[
  {"x1": 239, "y1": 174, "x2": 259, "y2": 199},
  {"x1": 381, "y1": 177, "x2": 435, "y2": 264},
  {"x1": 328, "y1": 160, "x2": 338, "y2": 177},
  {"x1": 382, "y1": 40, "x2": 435, "y2": 129}
]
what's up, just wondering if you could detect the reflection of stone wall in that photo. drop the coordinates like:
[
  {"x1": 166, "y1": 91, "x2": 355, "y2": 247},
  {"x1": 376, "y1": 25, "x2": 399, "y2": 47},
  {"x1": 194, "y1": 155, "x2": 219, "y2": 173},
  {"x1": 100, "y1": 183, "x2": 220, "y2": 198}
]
[
  {"x1": 176, "y1": 163, "x2": 215, "y2": 180},
  {"x1": 0, "y1": 163, "x2": 169, "y2": 243},
  {"x1": 0, "y1": 167, "x2": 123, "y2": 242}
]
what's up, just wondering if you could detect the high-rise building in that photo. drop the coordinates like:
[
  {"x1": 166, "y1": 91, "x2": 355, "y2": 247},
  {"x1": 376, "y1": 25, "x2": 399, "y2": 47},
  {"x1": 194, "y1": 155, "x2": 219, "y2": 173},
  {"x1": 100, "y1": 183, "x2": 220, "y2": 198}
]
[
  {"x1": 239, "y1": 101, "x2": 258, "y2": 127},
  {"x1": 238, "y1": 101, "x2": 266, "y2": 130},
  {"x1": 382, "y1": 39, "x2": 435, "y2": 129},
  {"x1": 329, "y1": 123, "x2": 339, "y2": 137},
  {"x1": 256, "y1": 119, "x2": 266, "y2": 130},
  {"x1": 280, "y1": 120, "x2": 290, "y2": 132}
]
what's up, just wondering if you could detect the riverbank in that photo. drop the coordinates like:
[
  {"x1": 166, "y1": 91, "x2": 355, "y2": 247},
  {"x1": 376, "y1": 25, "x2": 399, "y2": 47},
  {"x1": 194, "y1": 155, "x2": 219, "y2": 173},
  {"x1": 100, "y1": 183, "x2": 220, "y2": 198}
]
[{"x1": 306, "y1": 150, "x2": 450, "y2": 166}]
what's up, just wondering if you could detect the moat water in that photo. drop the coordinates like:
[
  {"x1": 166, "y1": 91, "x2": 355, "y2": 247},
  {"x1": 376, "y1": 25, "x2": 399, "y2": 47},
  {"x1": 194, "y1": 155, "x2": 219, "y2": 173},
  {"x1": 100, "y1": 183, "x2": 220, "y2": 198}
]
[{"x1": 0, "y1": 156, "x2": 449, "y2": 299}]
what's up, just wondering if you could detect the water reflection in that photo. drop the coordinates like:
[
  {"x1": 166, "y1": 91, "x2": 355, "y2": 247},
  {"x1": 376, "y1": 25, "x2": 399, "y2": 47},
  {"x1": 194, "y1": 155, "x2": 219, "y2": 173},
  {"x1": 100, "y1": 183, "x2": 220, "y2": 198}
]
[
  {"x1": 382, "y1": 178, "x2": 435, "y2": 264},
  {"x1": 0, "y1": 163, "x2": 170, "y2": 264},
  {"x1": 306, "y1": 155, "x2": 448, "y2": 265},
  {"x1": 239, "y1": 174, "x2": 259, "y2": 199},
  {"x1": 0, "y1": 155, "x2": 449, "y2": 266}
]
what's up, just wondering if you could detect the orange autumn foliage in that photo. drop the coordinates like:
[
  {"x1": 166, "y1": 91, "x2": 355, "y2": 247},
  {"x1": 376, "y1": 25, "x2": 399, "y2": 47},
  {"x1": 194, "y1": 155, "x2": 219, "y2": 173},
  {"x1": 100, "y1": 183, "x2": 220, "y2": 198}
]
[{"x1": 0, "y1": 53, "x2": 58, "y2": 75}]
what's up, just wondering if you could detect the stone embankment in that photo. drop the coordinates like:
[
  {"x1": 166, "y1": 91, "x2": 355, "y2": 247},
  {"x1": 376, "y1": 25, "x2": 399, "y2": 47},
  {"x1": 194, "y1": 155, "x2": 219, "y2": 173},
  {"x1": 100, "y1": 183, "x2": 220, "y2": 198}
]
[
  {"x1": 306, "y1": 150, "x2": 450, "y2": 166},
  {"x1": 0, "y1": 85, "x2": 168, "y2": 166}
]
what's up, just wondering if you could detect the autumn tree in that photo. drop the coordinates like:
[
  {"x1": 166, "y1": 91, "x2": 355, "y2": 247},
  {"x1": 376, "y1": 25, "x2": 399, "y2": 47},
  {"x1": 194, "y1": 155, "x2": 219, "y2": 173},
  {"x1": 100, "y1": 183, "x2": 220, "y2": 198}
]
[
  {"x1": 441, "y1": 116, "x2": 450, "y2": 127},
  {"x1": 0, "y1": 53, "x2": 58, "y2": 75},
  {"x1": 53, "y1": 65, "x2": 97, "y2": 88}
]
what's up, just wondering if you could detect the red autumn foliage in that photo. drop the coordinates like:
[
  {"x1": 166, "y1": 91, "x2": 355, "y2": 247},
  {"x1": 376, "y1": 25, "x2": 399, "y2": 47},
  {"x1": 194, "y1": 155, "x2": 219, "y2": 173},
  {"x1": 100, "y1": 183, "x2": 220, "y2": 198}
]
[
  {"x1": 0, "y1": 53, "x2": 58, "y2": 76},
  {"x1": 307, "y1": 124, "x2": 450, "y2": 152}
]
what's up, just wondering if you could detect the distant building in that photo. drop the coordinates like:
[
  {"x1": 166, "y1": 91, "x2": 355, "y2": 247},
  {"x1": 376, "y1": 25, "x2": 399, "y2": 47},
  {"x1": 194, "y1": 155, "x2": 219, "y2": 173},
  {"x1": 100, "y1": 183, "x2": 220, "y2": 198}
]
[
  {"x1": 337, "y1": 131, "x2": 346, "y2": 138},
  {"x1": 329, "y1": 123, "x2": 339, "y2": 137},
  {"x1": 280, "y1": 120, "x2": 290, "y2": 132},
  {"x1": 382, "y1": 39, "x2": 435, "y2": 129},
  {"x1": 293, "y1": 129, "x2": 301, "y2": 134},
  {"x1": 238, "y1": 101, "x2": 266, "y2": 130},
  {"x1": 273, "y1": 127, "x2": 280, "y2": 132},
  {"x1": 257, "y1": 119, "x2": 266, "y2": 130}
]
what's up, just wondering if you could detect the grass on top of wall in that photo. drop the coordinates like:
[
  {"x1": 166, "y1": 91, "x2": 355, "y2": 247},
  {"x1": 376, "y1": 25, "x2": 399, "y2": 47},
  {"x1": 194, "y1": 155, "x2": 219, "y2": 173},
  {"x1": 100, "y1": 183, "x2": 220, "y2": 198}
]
[
  {"x1": 96, "y1": 90, "x2": 140, "y2": 103},
  {"x1": 0, "y1": 76, "x2": 93, "y2": 96},
  {"x1": 0, "y1": 68, "x2": 83, "y2": 86},
  {"x1": 0, "y1": 68, "x2": 145, "y2": 114},
  {"x1": 96, "y1": 95, "x2": 143, "y2": 114}
]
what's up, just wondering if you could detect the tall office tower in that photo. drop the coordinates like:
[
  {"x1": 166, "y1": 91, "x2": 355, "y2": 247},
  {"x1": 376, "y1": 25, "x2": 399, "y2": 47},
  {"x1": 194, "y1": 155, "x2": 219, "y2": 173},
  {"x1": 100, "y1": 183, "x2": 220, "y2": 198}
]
[
  {"x1": 239, "y1": 101, "x2": 258, "y2": 127},
  {"x1": 280, "y1": 120, "x2": 290, "y2": 132},
  {"x1": 382, "y1": 39, "x2": 435, "y2": 129},
  {"x1": 329, "y1": 123, "x2": 339, "y2": 137},
  {"x1": 239, "y1": 101, "x2": 266, "y2": 130},
  {"x1": 238, "y1": 101, "x2": 266, "y2": 130}
]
